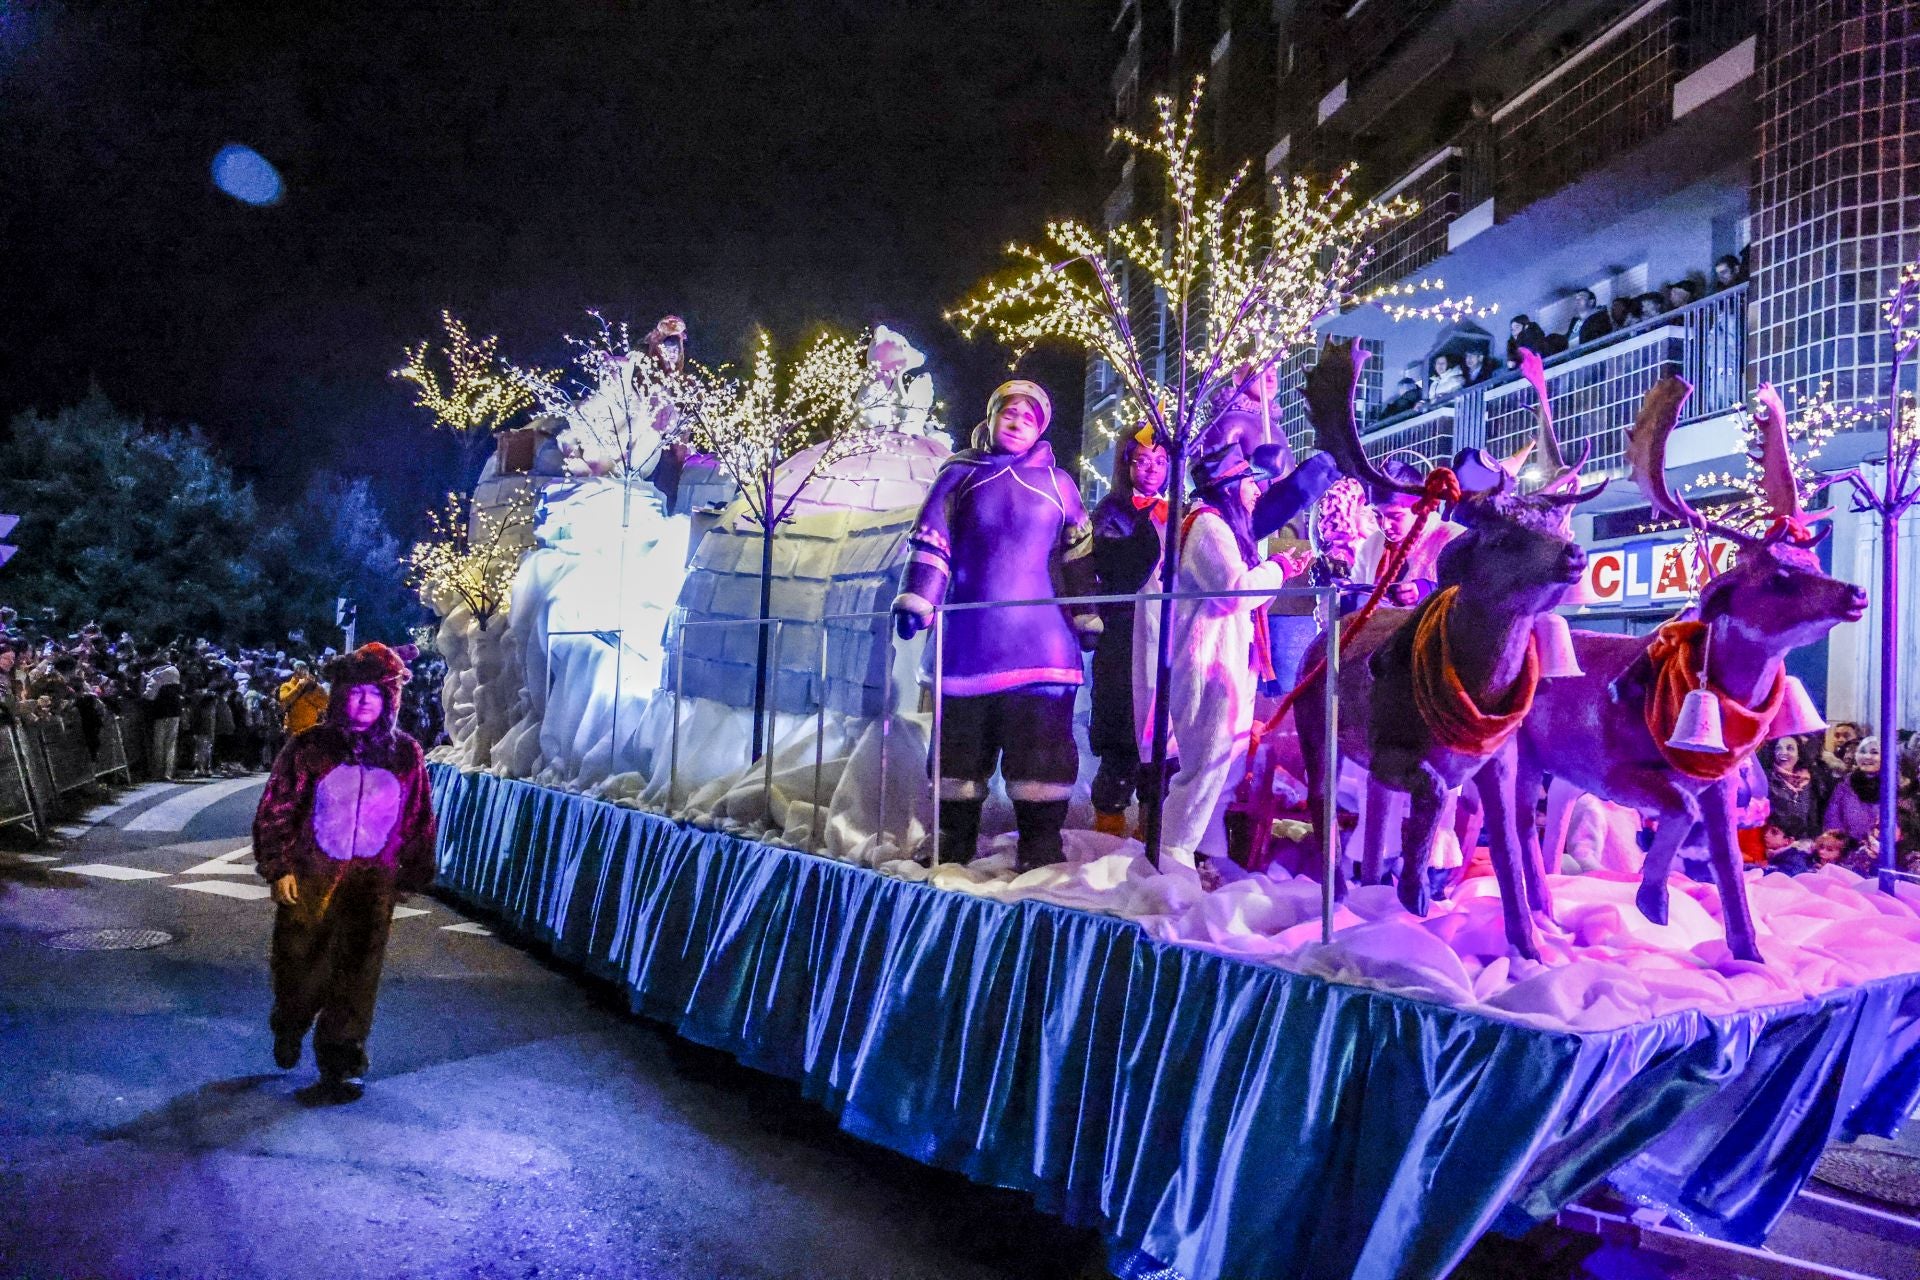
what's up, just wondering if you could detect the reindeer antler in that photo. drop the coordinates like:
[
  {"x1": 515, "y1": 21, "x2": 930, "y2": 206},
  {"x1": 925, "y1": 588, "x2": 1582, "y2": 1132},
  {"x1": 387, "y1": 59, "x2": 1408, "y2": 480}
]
[
  {"x1": 1627, "y1": 374, "x2": 1754, "y2": 544},
  {"x1": 1305, "y1": 337, "x2": 1424, "y2": 497},
  {"x1": 1752, "y1": 383, "x2": 1804, "y2": 524}
]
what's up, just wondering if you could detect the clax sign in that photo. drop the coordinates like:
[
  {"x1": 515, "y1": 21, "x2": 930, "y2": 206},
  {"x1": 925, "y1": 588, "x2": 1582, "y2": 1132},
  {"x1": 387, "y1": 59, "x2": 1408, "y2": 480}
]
[{"x1": 1565, "y1": 535, "x2": 1740, "y2": 609}]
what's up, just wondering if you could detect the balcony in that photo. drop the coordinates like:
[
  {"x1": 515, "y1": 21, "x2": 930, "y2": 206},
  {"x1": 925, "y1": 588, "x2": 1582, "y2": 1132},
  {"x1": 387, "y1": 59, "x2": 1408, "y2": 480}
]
[
  {"x1": 1347, "y1": 0, "x2": 1757, "y2": 280},
  {"x1": 1356, "y1": 283, "x2": 1748, "y2": 481}
]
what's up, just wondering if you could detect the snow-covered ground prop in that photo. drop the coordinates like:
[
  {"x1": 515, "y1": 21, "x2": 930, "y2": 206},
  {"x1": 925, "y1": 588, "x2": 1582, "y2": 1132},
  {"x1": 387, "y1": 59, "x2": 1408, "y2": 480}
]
[{"x1": 885, "y1": 834, "x2": 1920, "y2": 1032}]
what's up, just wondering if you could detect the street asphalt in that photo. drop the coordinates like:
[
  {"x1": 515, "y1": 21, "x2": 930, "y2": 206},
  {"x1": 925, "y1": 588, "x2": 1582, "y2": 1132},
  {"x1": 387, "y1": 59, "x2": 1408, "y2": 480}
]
[
  {"x1": 0, "y1": 776, "x2": 1107, "y2": 1280},
  {"x1": 3, "y1": 777, "x2": 1917, "y2": 1280}
]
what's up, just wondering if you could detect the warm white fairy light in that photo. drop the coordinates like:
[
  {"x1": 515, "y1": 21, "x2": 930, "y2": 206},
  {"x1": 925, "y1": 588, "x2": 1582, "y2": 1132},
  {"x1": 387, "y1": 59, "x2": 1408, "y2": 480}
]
[
  {"x1": 405, "y1": 489, "x2": 536, "y2": 631},
  {"x1": 671, "y1": 330, "x2": 880, "y2": 531},
  {"x1": 393, "y1": 311, "x2": 545, "y2": 440},
  {"x1": 506, "y1": 310, "x2": 699, "y2": 481},
  {"x1": 949, "y1": 76, "x2": 1492, "y2": 451}
]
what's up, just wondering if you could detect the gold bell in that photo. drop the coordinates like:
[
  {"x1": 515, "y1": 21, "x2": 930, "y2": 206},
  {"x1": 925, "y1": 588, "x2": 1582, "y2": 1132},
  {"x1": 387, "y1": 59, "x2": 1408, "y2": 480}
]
[
  {"x1": 1666, "y1": 688, "x2": 1727, "y2": 752},
  {"x1": 1769, "y1": 675, "x2": 1827, "y2": 738},
  {"x1": 1532, "y1": 612, "x2": 1584, "y2": 678}
]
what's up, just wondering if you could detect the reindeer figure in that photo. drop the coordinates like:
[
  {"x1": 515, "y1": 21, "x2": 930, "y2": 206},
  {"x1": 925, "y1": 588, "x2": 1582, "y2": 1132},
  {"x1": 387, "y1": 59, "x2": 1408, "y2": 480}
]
[
  {"x1": 1295, "y1": 340, "x2": 1604, "y2": 958},
  {"x1": 1514, "y1": 377, "x2": 1867, "y2": 963}
]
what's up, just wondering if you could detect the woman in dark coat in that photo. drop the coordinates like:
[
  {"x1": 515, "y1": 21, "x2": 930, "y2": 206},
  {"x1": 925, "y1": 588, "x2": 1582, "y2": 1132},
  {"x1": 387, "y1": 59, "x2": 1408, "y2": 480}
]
[
  {"x1": 1765, "y1": 735, "x2": 1820, "y2": 841},
  {"x1": 1088, "y1": 429, "x2": 1169, "y2": 835},
  {"x1": 1504, "y1": 315, "x2": 1549, "y2": 369}
]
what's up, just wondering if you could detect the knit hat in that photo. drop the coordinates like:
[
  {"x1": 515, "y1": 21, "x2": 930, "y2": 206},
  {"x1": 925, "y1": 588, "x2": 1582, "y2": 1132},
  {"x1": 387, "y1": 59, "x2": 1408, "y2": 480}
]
[
  {"x1": 325, "y1": 642, "x2": 409, "y2": 707},
  {"x1": 986, "y1": 379, "x2": 1052, "y2": 432}
]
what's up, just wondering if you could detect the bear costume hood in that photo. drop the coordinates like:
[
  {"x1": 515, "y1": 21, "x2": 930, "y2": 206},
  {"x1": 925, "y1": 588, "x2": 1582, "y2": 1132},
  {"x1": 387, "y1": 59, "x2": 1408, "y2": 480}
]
[{"x1": 322, "y1": 642, "x2": 408, "y2": 735}]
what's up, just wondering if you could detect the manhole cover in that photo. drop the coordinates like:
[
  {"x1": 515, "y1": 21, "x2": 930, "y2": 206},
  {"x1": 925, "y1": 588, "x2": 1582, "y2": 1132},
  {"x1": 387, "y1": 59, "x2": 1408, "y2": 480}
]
[{"x1": 43, "y1": 927, "x2": 176, "y2": 952}]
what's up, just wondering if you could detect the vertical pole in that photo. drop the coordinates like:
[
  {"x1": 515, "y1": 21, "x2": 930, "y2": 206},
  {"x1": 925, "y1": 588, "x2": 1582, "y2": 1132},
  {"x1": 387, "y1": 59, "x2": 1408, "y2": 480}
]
[
  {"x1": 1321, "y1": 590, "x2": 1341, "y2": 944},
  {"x1": 1147, "y1": 432, "x2": 1187, "y2": 866},
  {"x1": 930, "y1": 611, "x2": 945, "y2": 868},
  {"x1": 752, "y1": 476, "x2": 777, "y2": 762},
  {"x1": 878, "y1": 627, "x2": 893, "y2": 852},
  {"x1": 669, "y1": 611, "x2": 685, "y2": 812},
  {"x1": 811, "y1": 619, "x2": 828, "y2": 854},
  {"x1": 762, "y1": 619, "x2": 782, "y2": 817},
  {"x1": 1879, "y1": 491, "x2": 1901, "y2": 879}
]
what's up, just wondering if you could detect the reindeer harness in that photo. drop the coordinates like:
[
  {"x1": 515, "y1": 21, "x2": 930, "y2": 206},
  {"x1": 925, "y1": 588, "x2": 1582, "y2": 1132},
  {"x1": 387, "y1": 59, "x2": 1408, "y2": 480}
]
[
  {"x1": 1408, "y1": 586, "x2": 1542, "y2": 755},
  {"x1": 1643, "y1": 620, "x2": 1786, "y2": 781}
]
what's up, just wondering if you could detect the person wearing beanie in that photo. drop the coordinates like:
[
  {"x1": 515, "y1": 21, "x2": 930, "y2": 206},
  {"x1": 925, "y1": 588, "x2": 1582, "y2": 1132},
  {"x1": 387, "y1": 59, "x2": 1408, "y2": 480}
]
[
  {"x1": 253, "y1": 642, "x2": 437, "y2": 1101},
  {"x1": 892, "y1": 379, "x2": 1100, "y2": 871},
  {"x1": 1352, "y1": 456, "x2": 1461, "y2": 608}
]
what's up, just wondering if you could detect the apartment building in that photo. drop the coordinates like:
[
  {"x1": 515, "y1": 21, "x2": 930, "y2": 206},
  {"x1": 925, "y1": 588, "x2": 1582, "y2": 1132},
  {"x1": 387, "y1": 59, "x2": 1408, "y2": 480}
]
[{"x1": 1084, "y1": 0, "x2": 1918, "y2": 722}]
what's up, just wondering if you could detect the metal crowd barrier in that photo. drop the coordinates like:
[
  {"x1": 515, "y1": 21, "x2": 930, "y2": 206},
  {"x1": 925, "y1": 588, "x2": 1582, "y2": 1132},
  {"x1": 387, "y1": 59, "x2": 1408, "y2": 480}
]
[
  {"x1": 0, "y1": 710, "x2": 144, "y2": 844},
  {"x1": 665, "y1": 584, "x2": 1346, "y2": 944}
]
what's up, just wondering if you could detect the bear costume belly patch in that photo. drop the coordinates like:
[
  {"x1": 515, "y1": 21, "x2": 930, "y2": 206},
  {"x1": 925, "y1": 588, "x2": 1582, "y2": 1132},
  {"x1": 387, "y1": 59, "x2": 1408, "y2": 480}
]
[{"x1": 312, "y1": 765, "x2": 405, "y2": 861}]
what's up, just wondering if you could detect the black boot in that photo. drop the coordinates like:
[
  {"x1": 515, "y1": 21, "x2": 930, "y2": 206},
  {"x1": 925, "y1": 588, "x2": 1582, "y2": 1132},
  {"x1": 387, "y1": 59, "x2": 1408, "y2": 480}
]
[
  {"x1": 1013, "y1": 799, "x2": 1069, "y2": 871},
  {"x1": 939, "y1": 796, "x2": 984, "y2": 863}
]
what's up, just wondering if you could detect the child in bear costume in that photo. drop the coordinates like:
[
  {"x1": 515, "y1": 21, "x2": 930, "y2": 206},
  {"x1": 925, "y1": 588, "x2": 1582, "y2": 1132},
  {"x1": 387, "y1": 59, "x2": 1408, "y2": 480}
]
[
  {"x1": 893, "y1": 379, "x2": 1101, "y2": 869},
  {"x1": 253, "y1": 642, "x2": 436, "y2": 1099}
]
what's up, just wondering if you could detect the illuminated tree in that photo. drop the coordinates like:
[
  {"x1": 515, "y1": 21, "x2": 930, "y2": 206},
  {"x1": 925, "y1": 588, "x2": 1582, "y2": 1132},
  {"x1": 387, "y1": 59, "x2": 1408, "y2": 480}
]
[
  {"x1": 404, "y1": 490, "x2": 536, "y2": 632},
  {"x1": 950, "y1": 76, "x2": 1484, "y2": 862},
  {"x1": 393, "y1": 311, "x2": 550, "y2": 485},
  {"x1": 508, "y1": 311, "x2": 698, "y2": 484},
  {"x1": 673, "y1": 329, "x2": 880, "y2": 757},
  {"x1": 1822, "y1": 260, "x2": 1920, "y2": 878}
]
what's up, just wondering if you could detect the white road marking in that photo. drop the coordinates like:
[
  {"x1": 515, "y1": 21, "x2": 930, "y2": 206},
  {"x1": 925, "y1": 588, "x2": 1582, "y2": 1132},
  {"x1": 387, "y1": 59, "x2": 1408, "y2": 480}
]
[
  {"x1": 123, "y1": 776, "x2": 263, "y2": 833},
  {"x1": 2, "y1": 853, "x2": 61, "y2": 864},
  {"x1": 181, "y1": 846, "x2": 256, "y2": 875},
  {"x1": 392, "y1": 906, "x2": 431, "y2": 920},
  {"x1": 54, "y1": 825, "x2": 89, "y2": 839},
  {"x1": 173, "y1": 880, "x2": 272, "y2": 901},
  {"x1": 76, "y1": 781, "x2": 177, "y2": 826},
  {"x1": 440, "y1": 922, "x2": 490, "y2": 936},
  {"x1": 60, "y1": 863, "x2": 169, "y2": 881}
]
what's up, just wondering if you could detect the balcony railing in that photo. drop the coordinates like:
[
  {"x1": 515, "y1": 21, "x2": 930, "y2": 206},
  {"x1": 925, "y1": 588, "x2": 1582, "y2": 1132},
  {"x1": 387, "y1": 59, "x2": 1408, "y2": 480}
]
[
  {"x1": 1352, "y1": 0, "x2": 1756, "y2": 280},
  {"x1": 1356, "y1": 284, "x2": 1747, "y2": 472}
]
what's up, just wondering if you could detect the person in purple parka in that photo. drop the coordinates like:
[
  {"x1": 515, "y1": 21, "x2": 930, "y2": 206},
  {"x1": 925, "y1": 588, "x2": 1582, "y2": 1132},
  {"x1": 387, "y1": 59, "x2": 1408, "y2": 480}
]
[{"x1": 892, "y1": 379, "x2": 1102, "y2": 870}]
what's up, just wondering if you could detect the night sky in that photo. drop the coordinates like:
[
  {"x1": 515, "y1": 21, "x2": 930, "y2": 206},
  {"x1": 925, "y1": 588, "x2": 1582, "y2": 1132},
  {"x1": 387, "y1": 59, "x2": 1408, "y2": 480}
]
[{"x1": 0, "y1": 1, "x2": 1113, "y2": 525}]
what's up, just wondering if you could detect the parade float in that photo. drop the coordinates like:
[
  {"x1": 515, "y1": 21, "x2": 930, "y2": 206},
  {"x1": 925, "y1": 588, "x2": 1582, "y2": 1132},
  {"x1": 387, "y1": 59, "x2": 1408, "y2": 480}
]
[{"x1": 404, "y1": 83, "x2": 1920, "y2": 1280}]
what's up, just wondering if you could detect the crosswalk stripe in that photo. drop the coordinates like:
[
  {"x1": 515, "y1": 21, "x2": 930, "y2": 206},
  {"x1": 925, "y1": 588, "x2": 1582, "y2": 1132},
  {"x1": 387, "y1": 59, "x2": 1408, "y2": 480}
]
[
  {"x1": 174, "y1": 880, "x2": 272, "y2": 901},
  {"x1": 60, "y1": 863, "x2": 169, "y2": 881},
  {"x1": 78, "y1": 781, "x2": 178, "y2": 826},
  {"x1": 181, "y1": 847, "x2": 256, "y2": 875},
  {"x1": 123, "y1": 776, "x2": 263, "y2": 833},
  {"x1": 440, "y1": 922, "x2": 490, "y2": 936}
]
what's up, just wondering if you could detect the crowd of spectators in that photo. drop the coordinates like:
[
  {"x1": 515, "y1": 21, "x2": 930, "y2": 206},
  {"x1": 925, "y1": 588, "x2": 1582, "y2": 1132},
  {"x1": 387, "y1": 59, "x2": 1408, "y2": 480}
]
[
  {"x1": 1758, "y1": 722, "x2": 1920, "y2": 876},
  {"x1": 0, "y1": 609, "x2": 447, "y2": 788},
  {"x1": 1373, "y1": 251, "x2": 1749, "y2": 426}
]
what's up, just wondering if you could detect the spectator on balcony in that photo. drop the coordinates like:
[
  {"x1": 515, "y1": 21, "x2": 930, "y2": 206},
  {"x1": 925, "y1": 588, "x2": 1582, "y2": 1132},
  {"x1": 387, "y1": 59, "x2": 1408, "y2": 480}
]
[
  {"x1": 1460, "y1": 348, "x2": 1492, "y2": 386},
  {"x1": 1377, "y1": 377, "x2": 1424, "y2": 422},
  {"x1": 1712, "y1": 255, "x2": 1745, "y2": 292},
  {"x1": 1427, "y1": 354, "x2": 1464, "y2": 399},
  {"x1": 1665, "y1": 280, "x2": 1698, "y2": 311},
  {"x1": 1505, "y1": 315, "x2": 1549, "y2": 369},
  {"x1": 1564, "y1": 290, "x2": 1613, "y2": 347},
  {"x1": 1635, "y1": 293, "x2": 1666, "y2": 323},
  {"x1": 1608, "y1": 297, "x2": 1634, "y2": 330}
]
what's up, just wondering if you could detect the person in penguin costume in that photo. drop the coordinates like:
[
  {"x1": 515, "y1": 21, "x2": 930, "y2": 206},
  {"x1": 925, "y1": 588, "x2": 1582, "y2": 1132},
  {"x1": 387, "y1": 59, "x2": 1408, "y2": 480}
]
[{"x1": 253, "y1": 642, "x2": 437, "y2": 1101}]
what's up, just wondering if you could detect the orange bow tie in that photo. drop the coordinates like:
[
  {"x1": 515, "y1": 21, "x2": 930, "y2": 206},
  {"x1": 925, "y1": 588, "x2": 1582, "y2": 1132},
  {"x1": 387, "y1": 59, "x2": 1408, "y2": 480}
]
[{"x1": 1132, "y1": 494, "x2": 1168, "y2": 521}]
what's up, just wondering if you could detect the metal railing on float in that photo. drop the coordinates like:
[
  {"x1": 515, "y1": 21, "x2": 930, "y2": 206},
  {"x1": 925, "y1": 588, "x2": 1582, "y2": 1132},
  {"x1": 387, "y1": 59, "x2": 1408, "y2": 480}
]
[
  {"x1": 661, "y1": 584, "x2": 1349, "y2": 944},
  {"x1": 0, "y1": 711, "x2": 138, "y2": 842}
]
